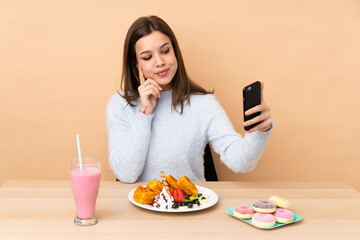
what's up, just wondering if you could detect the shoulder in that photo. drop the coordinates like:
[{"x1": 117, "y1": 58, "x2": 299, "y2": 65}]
[
  {"x1": 189, "y1": 93, "x2": 222, "y2": 110},
  {"x1": 190, "y1": 93, "x2": 218, "y2": 104},
  {"x1": 185, "y1": 93, "x2": 226, "y2": 119},
  {"x1": 106, "y1": 92, "x2": 138, "y2": 113}
]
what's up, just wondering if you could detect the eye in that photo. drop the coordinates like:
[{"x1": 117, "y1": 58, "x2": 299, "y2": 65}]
[
  {"x1": 142, "y1": 55, "x2": 151, "y2": 61},
  {"x1": 162, "y1": 48, "x2": 170, "y2": 54}
]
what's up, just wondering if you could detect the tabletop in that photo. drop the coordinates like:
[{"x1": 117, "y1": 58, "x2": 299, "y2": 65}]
[{"x1": 0, "y1": 180, "x2": 359, "y2": 240}]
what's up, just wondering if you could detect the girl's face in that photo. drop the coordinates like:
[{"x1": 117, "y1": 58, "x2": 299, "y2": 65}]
[{"x1": 135, "y1": 31, "x2": 178, "y2": 90}]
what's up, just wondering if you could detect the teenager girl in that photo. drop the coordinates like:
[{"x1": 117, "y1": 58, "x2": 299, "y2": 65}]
[{"x1": 107, "y1": 16, "x2": 273, "y2": 183}]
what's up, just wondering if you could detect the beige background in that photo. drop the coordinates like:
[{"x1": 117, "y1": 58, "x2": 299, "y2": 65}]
[{"x1": 1, "y1": 0, "x2": 359, "y2": 191}]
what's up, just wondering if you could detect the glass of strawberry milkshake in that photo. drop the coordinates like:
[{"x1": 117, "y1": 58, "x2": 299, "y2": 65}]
[{"x1": 70, "y1": 157, "x2": 101, "y2": 226}]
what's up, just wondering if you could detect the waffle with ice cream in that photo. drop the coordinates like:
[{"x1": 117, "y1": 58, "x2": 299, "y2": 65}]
[
  {"x1": 133, "y1": 171, "x2": 175, "y2": 205},
  {"x1": 152, "y1": 171, "x2": 174, "y2": 209},
  {"x1": 133, "y1": 172, "x2": 199, "y2": 207}
]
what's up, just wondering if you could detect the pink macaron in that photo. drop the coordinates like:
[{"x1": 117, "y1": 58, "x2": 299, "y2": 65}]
[
  {"x1": 251, "y1": 213, "x2": 276, "y2": 228},
  {"x1": 233, "y1": 205, "x2": 254, "y2": 219},
  {"x1": 273, "y1": 208, "x2": 294, "y2": 223}
]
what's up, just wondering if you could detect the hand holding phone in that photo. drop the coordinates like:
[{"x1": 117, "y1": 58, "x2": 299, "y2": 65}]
[{"x1": 243, "y1": 81, "x2": 272, "y2": 132}]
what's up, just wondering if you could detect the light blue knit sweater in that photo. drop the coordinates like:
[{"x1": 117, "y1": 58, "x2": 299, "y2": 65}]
[{"x1": 106, "y1": 90, "x2": 272, "y2": 183}]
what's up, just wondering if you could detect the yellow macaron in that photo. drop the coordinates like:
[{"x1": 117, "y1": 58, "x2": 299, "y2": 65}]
[{"x1": 269, "y1": 196, "x2": 290, "y2": 209}]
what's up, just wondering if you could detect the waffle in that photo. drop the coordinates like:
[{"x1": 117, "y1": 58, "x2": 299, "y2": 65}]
[
  {"x1": 177, "y1": 176, "x2": 198, "y2": 196},
  {"x1": 166, "y1": 175, "x2": 179, "y2": 191},
  {"x1": 133, "y1": 186, "x2": 158, "y2": 204},
  {"x1": 146, "y1": 179, "x2": 163, "y2": 194}
]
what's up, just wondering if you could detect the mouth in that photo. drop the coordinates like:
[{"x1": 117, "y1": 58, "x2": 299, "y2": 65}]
[{"x1": 155, "y1": 68, "x2": 169, "y2": 77}]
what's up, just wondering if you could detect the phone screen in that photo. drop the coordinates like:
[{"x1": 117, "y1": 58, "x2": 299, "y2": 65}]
[{"x1": 243, "y1": 81, "x2": 261, "y2": 131}]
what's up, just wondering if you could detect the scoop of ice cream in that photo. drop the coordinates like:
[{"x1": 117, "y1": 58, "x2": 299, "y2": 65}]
[{"x1": 153, "y1": 186, "x2": 174, "y2": 210}]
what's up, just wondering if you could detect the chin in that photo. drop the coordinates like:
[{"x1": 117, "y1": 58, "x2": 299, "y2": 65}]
[{"x1": 155, "y1": 77, "x2": 173, "y2": 87}]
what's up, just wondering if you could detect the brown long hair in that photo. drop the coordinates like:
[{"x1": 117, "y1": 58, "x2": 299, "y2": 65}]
[{"x1": 120, "y1": 15, "x2": 213, "y2": 114}]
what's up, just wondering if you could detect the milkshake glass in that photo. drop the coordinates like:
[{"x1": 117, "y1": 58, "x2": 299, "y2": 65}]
[{"x1": 70, "y1": 157, "x2": 101, "y2": 226}]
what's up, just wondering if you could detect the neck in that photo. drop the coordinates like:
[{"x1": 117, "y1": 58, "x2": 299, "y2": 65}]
[{"x1": 160, "y1": 83, "x2": 172, "y2": 91}]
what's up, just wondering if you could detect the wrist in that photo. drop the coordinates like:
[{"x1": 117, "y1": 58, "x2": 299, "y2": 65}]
[
  {"x1": 139, "y1": 107, "x2": 147, "y2": 114},
  {"x1": 139, "y1": 106, "x2": 153, "y2": 115}
]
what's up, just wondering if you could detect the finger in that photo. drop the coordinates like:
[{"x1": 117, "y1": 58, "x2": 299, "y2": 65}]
[
  {"x1": 140, "y1": 82, "x2": 161, "y2": 95},
  {"x1": 245, "y1": 104, "x2": 263, "y2": 116},
  {"x1": 259, "y1": 119, "x2": 273, "y2": 132},
  {"x1": 145, "y1": 79, "x2": 163, "y2": 91},
  {"x1": 141, "y1": 84, "x2": 161, "y2": 98},
  {"x1": 246, "y1": 102, "x2": 270, "y2": 116},
  {"x1": 142, "y1": 79, "x2": 162, "y2": 98},
  {"x1": 247, "y1": 118, "x2": 272, "y2": 133},
  {"x1": 138, "y1": 64, "x2": 146, "y2": 84},
  {"x1": 246, "y1": 125, "x2": 258, "y2": 133},
  {"x1": 243, "y1": 113, "x2": 264, "y2": 128},
  {"x1": 143, "y1": 88, "x2": 161, "y2": 99}
]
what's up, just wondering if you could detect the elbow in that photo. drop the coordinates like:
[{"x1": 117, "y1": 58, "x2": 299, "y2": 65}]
[
  {"x1": 112, "y1": 169, "x2": 139, "y2": 183},
  {"x1": 116, "y1": 176, "x2": 137, "y2": 184},
  {"x1": 234, "y1": 164, "x2": 257, "y2": 173},
  {"x1": 109, "y1": 155, "x2": 139, "y2": 184},
  {"x1": 228, "y1": 159, "x2": 258, "y2": 173},
  {"x1": 112, "y1": 168, "x2": 139, "y2": 184}
]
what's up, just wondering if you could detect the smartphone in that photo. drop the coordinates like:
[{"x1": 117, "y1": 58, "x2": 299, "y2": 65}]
[{"x1": 243, "y1": 81, "x2": 261, "y2": 131}]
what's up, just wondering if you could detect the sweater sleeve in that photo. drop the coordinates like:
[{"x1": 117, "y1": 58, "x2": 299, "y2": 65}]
[
  {"x1": 206, "y1": 95, "x2": 273, "y2": 173},
  {"x1": 106, "y1": 94, "x2": 155, "y2": 183}
]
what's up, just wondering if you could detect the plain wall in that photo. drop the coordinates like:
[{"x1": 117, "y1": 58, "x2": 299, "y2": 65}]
[{"x1": 1, "y1": 0, "x2": 359, "y2": 191}]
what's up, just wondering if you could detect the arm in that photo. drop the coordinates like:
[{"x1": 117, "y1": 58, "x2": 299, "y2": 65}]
[
  {"x1": 107, "y1": 63, "x2": 162, "y2": 183},
  {"x1": 206, "y1": 95, "x2": 273, "y2": 173},
  {"x1": 106, "y1": 95, "x2": 155, "y2": 183}
]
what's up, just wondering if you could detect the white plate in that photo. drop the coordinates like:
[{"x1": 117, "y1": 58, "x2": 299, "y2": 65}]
[{"x1": 128, "y1": 185, "x2": 219, "y2": 213}]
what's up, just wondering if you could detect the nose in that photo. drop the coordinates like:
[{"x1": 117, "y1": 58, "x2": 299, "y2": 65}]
[{"x1": 154, "y1": 53, "x2": 165, "y2": 67}]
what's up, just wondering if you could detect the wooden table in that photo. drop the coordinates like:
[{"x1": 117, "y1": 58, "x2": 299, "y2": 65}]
[{"x1": 0, "y1": 180, "x2": 359, "y2": 240}]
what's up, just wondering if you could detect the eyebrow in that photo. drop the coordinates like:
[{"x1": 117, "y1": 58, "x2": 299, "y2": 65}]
[{"x1": 139, "y1": 42, "x2": 170, "y2": 56}]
